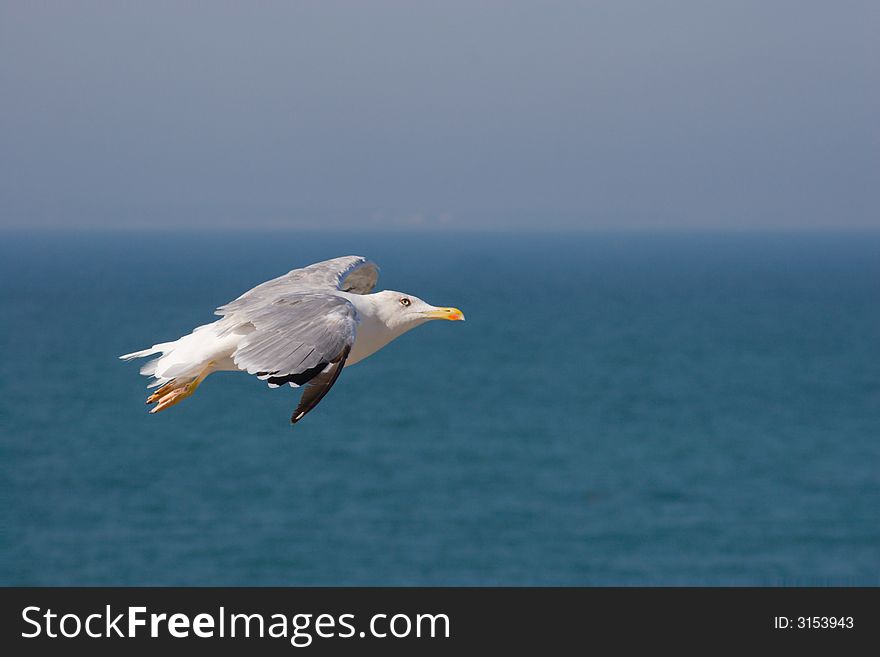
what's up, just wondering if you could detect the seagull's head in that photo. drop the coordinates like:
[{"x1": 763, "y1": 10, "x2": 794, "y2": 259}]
[{"x1": 372, "y1": 290, "x2": 465, "y2": 333}]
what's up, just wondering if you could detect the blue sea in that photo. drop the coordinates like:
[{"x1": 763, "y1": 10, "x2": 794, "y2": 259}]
[{"x1": 1, "y1": 230, "x2": 878, "y2": 585}]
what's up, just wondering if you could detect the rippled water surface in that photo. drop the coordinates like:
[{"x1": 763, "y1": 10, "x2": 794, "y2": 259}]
[{"x1": 1, "y1": 230, "x2": 878, "y2": 585}]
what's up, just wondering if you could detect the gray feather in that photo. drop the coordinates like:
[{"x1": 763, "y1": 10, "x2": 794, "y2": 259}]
[
  {"x1": 230, "y1": 294, "x2": 358, "y2": 379},
  {"x1": 214, "y1": 256, "x2": 378, "y2": 321},
  {"x1": 291, "y1": 345, "x2": 351, "y2": 424}
]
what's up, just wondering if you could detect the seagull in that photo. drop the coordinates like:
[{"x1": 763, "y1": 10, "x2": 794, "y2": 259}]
[{"x1": 120, "y1": 256, "x2": 464, "y2": 424}]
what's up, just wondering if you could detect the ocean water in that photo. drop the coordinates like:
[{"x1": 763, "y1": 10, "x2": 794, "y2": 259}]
[{"x1": 1, "y1": 230, "x2": 878, "y2": 586}]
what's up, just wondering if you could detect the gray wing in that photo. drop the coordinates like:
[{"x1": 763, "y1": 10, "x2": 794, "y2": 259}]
[
  {"x1": 290, "y1": 345, "x2": 350, "y2": 424},
  {"x1": 228, "y1": 294, "x2": 358, "y2": 423},
  {"x1": 215, "y1": 256, "x2": 378, "y2": 318}
]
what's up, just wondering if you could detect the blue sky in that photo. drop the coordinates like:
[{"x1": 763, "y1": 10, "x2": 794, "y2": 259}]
[{"x1": 1, "y1": 1, "x2": 877, "y2": 230}]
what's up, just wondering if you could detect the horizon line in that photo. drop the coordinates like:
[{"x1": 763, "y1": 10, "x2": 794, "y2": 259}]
[{"x1": 1, "y1": 224, "x2": 878, "y2": 234}]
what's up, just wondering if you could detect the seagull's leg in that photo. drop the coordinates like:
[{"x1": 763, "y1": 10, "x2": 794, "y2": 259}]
[
  {"x1": 146, "y1": 364, "x2": 213, "y2": 414},
  {"x1": 146, "y1": 380, "x2": 179, "y2": 404}
]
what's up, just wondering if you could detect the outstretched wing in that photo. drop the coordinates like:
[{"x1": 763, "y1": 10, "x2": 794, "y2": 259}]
[
  {"x1": 228, "y1": 293, "x2": 359, "y2": 423},
  {"x1": 290, "y1": 345, "x2": 351, "y2": 424},
  {"x1": 215, "y1": 256, "x2": 379, "y2": 318}
]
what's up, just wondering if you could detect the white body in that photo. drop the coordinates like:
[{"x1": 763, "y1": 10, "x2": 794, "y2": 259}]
[
  {"x1": 146, "y1": 291, "x2": 428, "y2": 384},
  {"x1": 120, "y1": 255, "x2": 464, "y2": 421}
]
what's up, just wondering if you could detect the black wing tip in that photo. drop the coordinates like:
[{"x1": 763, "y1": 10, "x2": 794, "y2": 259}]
[
  {"x1": 267, "y1": 361, "x2": 328, "y2": 388},
  {"x1": 287, "y1": 345, "x2": 351, "y2": 425}
]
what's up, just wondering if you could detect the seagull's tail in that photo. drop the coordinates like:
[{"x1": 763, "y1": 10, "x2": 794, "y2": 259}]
[
  {"x1": 120, "y1": 340, "x2": 211, "y2": 413},
  {"x1": 119, "y1": 344, "x2": 168, "y2": 361},
  {"x1": 119, "y1": 341, "x2": 177, "y2": 383},
  {"x1": 119, "y1": 322, "x2": 236, "y2": 413}
]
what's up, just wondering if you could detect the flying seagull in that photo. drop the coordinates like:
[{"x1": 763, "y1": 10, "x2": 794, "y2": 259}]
[{"x1": 120, "y1": 256, "x2": 464, "y2": 424}]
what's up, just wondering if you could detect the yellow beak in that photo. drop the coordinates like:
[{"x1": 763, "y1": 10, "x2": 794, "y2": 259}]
[{"x1": 423, "y1": 307, "x2": 465, "y2": 321}]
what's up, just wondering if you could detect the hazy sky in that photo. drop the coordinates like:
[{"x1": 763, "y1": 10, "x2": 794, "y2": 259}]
[{"x1": 1, "y1": 1, "x2": 877, "y2": 230}]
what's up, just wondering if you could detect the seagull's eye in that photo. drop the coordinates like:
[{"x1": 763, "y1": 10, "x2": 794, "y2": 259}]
[{"x1": 399, "y1": 297, "x2": 411, "y2": 307}]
